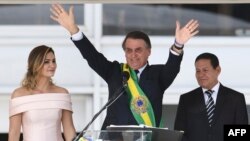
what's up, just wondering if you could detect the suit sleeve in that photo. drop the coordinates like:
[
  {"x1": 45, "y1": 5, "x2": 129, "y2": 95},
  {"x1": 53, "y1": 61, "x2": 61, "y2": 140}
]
[
  {"x1": 174, "y1": 95, "x2": 188, "y2": 141},
  {"x1": 235, "y1": 93, "x2": 249, "y2": 124},
  {"x1": 160, "y1": 51, "x2": 183, "y2": 90},
  {"x1": 174, "y1": 95, "x2": 186, "y2": 131}
]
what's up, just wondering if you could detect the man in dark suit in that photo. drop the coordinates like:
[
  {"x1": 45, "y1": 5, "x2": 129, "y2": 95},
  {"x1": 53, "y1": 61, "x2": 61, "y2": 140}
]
[
  {"x1": 174, "y1": 52, "x2": 249, "y2": 141},
  {"x1": 50, "y1": 4, "x2": 199, "y2": 129}
]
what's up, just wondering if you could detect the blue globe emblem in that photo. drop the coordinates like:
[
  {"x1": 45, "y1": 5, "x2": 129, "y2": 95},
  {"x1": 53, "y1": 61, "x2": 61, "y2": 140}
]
[
  {"x1": 137, "y1": 99, "x2": 144, "y2": 107},
  {"x1": 132, "y1": 96, "x2": 147, "y2": 114}
]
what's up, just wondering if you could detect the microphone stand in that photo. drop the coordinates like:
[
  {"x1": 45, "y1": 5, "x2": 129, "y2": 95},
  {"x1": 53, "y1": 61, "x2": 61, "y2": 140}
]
[{"x1": 72, "y1": 84, "x2": 127, "y2": 141}]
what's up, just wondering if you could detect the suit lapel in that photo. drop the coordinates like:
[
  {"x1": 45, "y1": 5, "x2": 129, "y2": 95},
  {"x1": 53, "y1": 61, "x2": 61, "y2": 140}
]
[
  {"x1": 196, "y1": 87, "x2": 214, "y2": 127},
  {"x1": 195, "y1": 88, "x2": 207, "y2": 112},
  {"x1": 212, "y1": 85, "x2": 226, "y2": 126},
  {"x1": 197, "y1": 87, "x2": 209, "y2": 128}
]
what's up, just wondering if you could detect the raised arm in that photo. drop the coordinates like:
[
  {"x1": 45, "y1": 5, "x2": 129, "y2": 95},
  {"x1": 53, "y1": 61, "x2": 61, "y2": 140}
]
[{"x1": 50, "y1": 4, "x2": 79, "y2": 35}]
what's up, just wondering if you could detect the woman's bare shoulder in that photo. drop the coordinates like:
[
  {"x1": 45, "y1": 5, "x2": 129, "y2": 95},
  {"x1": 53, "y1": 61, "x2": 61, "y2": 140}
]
[
  {"x1": 52, "y1": 85, "x2": 69, "y2": 94},
  {"x1": 11, "y1": 87, "x2": 30, "y2": 99}
]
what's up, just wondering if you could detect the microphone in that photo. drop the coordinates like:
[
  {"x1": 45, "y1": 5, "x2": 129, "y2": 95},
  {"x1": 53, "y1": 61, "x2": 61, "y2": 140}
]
[
  {"x1": 72, "y1": 71, "x2": 130, "y2": 141},
  {"x1": 122, "y1": 71, "x2": 130, "y2": 86}
]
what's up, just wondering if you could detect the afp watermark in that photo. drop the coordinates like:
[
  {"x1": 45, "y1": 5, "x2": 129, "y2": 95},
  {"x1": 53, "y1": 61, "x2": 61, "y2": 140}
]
[{"x1": 224, "y1": 125, "x2": 250, "y2": 141}]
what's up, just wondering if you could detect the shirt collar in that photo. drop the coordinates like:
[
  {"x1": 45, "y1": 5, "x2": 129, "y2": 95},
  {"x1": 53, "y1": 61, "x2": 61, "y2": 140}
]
[
  {"x1": 202, "y1": 82, "x2": 220, "y2": 94},
  {"x1": 137, "y1": 63, "x2": 148, "y2": 74}
]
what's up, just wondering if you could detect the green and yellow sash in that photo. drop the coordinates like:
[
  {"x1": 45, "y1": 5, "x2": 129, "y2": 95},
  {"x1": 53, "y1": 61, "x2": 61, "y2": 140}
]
[{"x1": 122, "y1": 64, "x2": 156, "y2": 127}]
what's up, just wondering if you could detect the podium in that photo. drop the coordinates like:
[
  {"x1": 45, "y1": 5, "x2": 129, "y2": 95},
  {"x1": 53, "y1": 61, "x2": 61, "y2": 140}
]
[
  {"x1": 80, "y1": 130, "x2": 152, "y2": 141},
  {"x1": 78, "y1": 125, "x2": 183, "y2": 141},
  {"x1": 106, "y1": 125, "x2": 184, "y2": 141}
]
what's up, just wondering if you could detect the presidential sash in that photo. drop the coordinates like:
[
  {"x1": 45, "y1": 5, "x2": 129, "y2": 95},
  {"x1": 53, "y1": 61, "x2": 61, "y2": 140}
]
[{"x1": 122, "y1": 63, "x2": 156, "y2": 127}]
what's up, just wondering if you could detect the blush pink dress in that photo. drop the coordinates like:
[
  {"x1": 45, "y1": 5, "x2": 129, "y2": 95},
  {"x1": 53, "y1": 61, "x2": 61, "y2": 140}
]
[{"x1": 9, "y1": 93, "x2": 73, "y2": 141}]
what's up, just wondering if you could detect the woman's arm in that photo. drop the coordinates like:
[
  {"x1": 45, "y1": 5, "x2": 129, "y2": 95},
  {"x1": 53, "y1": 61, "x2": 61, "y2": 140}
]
[
  {"x1": 62, "y1": 110, "x2": 76, "y2": 141},
  {"x1": 8, "y1": 114, "x2": 22, "y2": 141}
]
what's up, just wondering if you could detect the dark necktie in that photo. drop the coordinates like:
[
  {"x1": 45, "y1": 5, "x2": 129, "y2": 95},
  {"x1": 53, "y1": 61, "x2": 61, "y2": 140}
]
[
  {"x1": 135, "y1": 70, "x2": 139, "y2": 73},
  {"x1": 135, "y1": 70, "x2": 139, "y2": 81},
  {"x1": 205, "y1": 90, "x2": 215, "y2": 127}
]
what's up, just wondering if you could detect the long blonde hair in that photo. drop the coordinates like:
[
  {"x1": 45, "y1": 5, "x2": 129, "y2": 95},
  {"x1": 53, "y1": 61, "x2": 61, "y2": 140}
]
[{"x1": 22, "y1": 45, "x2": 55, "y2": 90}]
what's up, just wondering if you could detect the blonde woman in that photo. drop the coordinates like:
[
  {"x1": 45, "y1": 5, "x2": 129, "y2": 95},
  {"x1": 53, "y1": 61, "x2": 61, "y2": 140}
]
[{"x1": 8, "y1": 45, "x2": 76, "y2": 141}]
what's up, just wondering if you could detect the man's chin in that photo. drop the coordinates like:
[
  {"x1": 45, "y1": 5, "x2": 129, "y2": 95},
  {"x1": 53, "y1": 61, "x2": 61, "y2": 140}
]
[
  {"x1": 200, "y1": 84, "x2": 209, "y2": 89},
  {"x1": 130, "y1": 66, "x2": 139, "y2": 70},
  {"x1": 127, "y1": 64, "x2": 137, "y2": 69}
]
